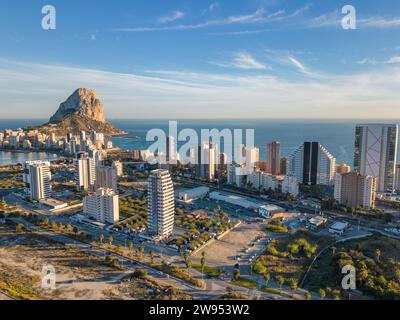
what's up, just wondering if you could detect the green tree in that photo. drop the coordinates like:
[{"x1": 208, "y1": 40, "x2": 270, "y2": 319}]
[
  {"x1": 42, "y1": 217, "x2": 49, "y2": 226},
  {"x1": 305, "y1": 292, "x2": 312, "y2": 300},
  {"x1": 16, "y1": 223, "x2": 24, "y2": 233},
  {"x1": 319, "y1": 288, "x2": 326, "y2": 300},
  {"x1": 133, "y1": 268, "x2": 147, "y2": 279}
]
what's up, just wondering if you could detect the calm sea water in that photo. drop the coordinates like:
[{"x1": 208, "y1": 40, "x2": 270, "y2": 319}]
[{"x1": 1, "y1": 119, "x2": 399, "y2": 166}]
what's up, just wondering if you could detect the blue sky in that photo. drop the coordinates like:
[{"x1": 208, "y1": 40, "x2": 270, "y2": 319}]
[{"x1": 1, "y1": 0, "x2": 400, "y2": 119}]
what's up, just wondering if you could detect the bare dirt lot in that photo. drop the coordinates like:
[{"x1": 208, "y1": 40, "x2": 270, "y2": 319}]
[
  {"x1": 193, "y1": 221, "x2": 267, "y2": 268},
  {"x1": 0, "y1": 223, "x2": 128, "y2": 300}
]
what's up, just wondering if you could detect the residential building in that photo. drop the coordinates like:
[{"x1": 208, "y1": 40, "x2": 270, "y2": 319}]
[
  {"x1": 287, "y1": 142, "x2": 336, "y2": 186},
  {"x1": 280, "y1": 157, "x2": 288, "y2": 175},
  {"x1": 334, "y1": 172, "x2": 376, "y2": 209},
  {"x1": 23, "y1": 161, "x2": 51, "y2": 200},
  {"x1": 266, "y1": 141, "x2": 281, "y2": 175},
  {"x1": 147, "y1": 170, "x2": 175, "y2": 239},
  {"x1": 112, "y1": 161, "x2": 124, "y2": 177},
  {"x1": 282, "y1": 174, "x2": 299, "y2": 197},
  {"x1": 336, "y1": 163, "x2": 351, "y2": 174},
  {"x1": 395, "y1": 164, "x2": 400, "y2": 192},
  {"x1": 95, "y1": 165, "x2": 118, "y2": 192},
  {"x1": 83, "y1": 188, "x2": 119, "y2": 224},
  {"x1": 74, "y1": 152, "x2": 96, "y2": 191},
  {"x1": 196, "y1": 142, "x2": 216, "y2": 181},
  {"x1": 354, "y1": 124, "x2": 398, "y2": 192}
]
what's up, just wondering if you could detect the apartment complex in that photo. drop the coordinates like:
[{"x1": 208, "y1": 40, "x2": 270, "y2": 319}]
[
  {"x1": 23, "y1": 161, "x2": 52, "y2": 200},
  {"x1": 334, "y1": 172, "x2": 376, "y2": 209},
  {"x1": 95, "y1": 165, "x2": 118, "y2": 192},
  {"x1": 287, "y1": 142, "x2": 336, "y2": 186},
  {"x1": 74, "y1": 152, "x2": 96, "y2": 191},
  {"x1": 147, "y1": 170, "x2": 175, "y2": 239},
  {"x1": 83, "y1": 188, "x2": 119, "y2": 224},
  {"x1": 266, "y1": 141, "x2": 281, "y2": 175}
]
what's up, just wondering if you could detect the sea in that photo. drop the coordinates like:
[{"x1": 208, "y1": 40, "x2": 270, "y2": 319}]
[{"x1": 0, "y1": 119, "x2": 399, "y2": 166}]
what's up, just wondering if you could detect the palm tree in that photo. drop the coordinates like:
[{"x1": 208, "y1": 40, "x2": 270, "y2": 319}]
[
  {"x1": 290, "y1": 279, "x2": 299, "y2": 291},
  {"x1": 319, "y1": 288, "x2": 326, "y2": 300},
  {"x1": 276, "y1": 276, "x2": 285, "y2": 289},
  {"x1": 128, "y1": 242, "x2": 134, "y2": 255},
  {"x1": 138, "y1": 245, "x2": 144, "y2": 259},
  {"x1": 200, "y1": 252, "x2": 206, "y2": 276},
  {"x1": 305, "y1": 292, "x2": 312, "y2": 300},
  {"x1": 375, "y1": 249, "x2": 381, "y2": 263},
  {"x1": 99, "y1": 233, "x2": 104, "y2": 244},
  {"x1": 233, "y1": 269, "x2": 240, "y2": 281},
  {"x1": 263, "y1": 272, "x2": 271, "y2": 287},
  {"x1": 108, "y1": 235, "x2": 113, "y2": 246},
  {"x1": 149, "y1": 251, "x2": 155, "y2": 264}
]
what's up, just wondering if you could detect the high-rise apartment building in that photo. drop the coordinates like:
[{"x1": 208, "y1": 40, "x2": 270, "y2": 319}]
[
  {"x1": 95, "y1": 165, "x2": 118, "y2": 192},
  {"x1": 74, "y1": 152, "x2": 96, "y2": 191},
  {"x1": 395, "y1": 164, "x2": 400, "y2": 192},
  {"x1": 354, "y1": 124, "x2": 398, "y2": 193},
  {"x1": 196, "y1": 142, "x2": 216, "y2": 181},
  {"x1": 147, "y1": 170, "x2": 175, "y2": 239},
  {"x1": 83, "y1": 188, "x2": 119, "y2": 224},
  {"x1": 23, "y1": 161, "x2": 52, "y2": 200},
  {"x1": 266, "y1": 141, "x2": 281, "y2": 175},
  {"x1": 280, "y1": 157, "x2": 288, "y2": 175},
  {"x1": 334, "y1": 172, "x2": 376, "y2": 209},
  {"x1": 287, "y1": 142, "x2": 336, "y2": 186}
]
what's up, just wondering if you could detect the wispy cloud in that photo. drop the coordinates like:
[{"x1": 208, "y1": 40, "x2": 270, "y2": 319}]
[
  {"x1": 358, "y1": 16, "x2": 400, "y2": 28},
  {"x1": 203, "y1": 2, "x2": 220, "y2": 15},
  {"x1": 358, "y1": 56, "x2": 400, "y2": 65},
  {"x1": 1, "y1": 59, "x2": 399, "y2": 119},
  {"x1": 159, "y1": 11, "x2": 185, "y2": 24},
  {"x1": 288, "y1": 56, "x2": 307, "y2": 73},
  {"x1": 211, "y1": 52, "x2": 268, "y2": 70},
  {"x1": 114, "y1": 6, "x2": 310, "y2": 32}
]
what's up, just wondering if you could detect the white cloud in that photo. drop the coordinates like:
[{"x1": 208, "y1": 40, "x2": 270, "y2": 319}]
[
  {"x1": 0, "y1": 59, "x2": 399, "y2": 119},
  {"x1": 90, "y1": 34, "x2": 97, "y2": 41},
  {"x1": 388, "y1": 56, "x2": 400, "y2": 64},
  {"x1": 159, "y1": 11, "x2": 185, "y2": 24},
  {"x1": 115, "y1": 6, "x2": 309, "y2": 32},
  {"x1": 212, "y1": 52, "x2": 268, "y2": 70},
  {"x1": 358, "y1": 17, "x2": 400, "y2": 28},
  {"x1": 288, "y1": 56, "x2": 306, "y2": 72}
]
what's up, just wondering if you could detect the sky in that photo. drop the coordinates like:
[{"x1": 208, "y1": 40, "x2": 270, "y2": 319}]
[{"x1": 0, "y1": 0, "x2": 400, "y2": 119}]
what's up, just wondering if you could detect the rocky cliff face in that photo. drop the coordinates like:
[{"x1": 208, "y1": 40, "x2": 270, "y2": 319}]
[
  {"x1": 37, "y1": 88, "x2": 125, "y2": 136},
  {"x1": 50, "y1": 88, "x2": 106, "y2": 123}
]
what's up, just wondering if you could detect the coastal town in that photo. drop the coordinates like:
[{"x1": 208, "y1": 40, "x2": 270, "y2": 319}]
[{"x1": 0, "y1": 88, "x2": 399, "y2": 301}]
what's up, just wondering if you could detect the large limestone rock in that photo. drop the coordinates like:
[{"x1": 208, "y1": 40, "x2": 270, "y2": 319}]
[
  {"x1": 36, "y1": 88, "x2": 125, "y2": 136},
  {"x1": 50, "y1": 88, "x2": 106, "y2": 123}
]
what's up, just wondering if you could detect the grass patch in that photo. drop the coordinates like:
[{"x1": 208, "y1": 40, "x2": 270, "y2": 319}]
[
  {"x1": 261, "y1": 286, "x2": 304, "y2": 300},
  {"x1": 192, "y1": 264, "x2": 225, "y2": 277},
  {"x1": 230, "y1": 277, "x2": 257, "y2": 289}
]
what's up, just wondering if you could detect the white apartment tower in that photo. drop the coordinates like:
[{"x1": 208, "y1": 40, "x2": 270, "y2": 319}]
[
  {"x1": 147, "y1": 170, "x2": 175, "y2": 239},
  {"x1": 354, "y1": 124, "x2": 398, "y2": 193},
  {"x1": 83, "y1": 188, "x2": 119, "y2": 224},
  {"x1": 23, "y1": 161, "x2": 52, "y2": 200},
  {"x1": 74, "y1": 152, "x2": 96, "y2": 191}
]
